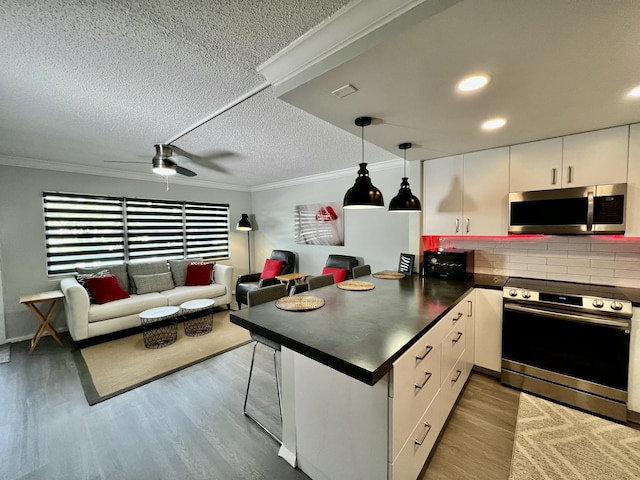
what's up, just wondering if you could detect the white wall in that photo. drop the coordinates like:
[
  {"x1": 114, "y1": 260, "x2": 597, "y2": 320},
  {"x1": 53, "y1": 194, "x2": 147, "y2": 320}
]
[
  {"x1": 250, "y1": 162, "x2": 422, "y2": 277},
  {"x1": 0, "y1": 165, "x2": 251, "y2": 342}
]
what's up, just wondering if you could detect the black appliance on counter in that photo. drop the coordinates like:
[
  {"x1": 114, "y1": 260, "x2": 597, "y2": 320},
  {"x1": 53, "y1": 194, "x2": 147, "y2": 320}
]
[
  {"x1": 502, "y1": 277, "x2": 632, "y2": 423},
  {"x1": 424, "y1": 249, "x2": 474, "y2": 280}
]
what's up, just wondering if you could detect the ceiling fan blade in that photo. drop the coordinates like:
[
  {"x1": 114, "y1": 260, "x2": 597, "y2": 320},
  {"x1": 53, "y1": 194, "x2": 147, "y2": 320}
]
[
  {"x1": 176, "y1": 165, "x2": 197, "y2": 177},
  {"x1": 104, "y1": 160, "x2": 148, "y2": 164}
]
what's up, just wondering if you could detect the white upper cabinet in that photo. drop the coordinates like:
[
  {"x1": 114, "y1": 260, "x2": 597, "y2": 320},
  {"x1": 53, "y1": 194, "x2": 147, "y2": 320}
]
[
  {"x1": 509, "y1": 137, "x2": 563, "y2": 192},
  {"x1": 510, "y1": 126, "x2": 629, "y2": 192},
  {"x1": 562, "y1": 125, "x2": 629, "y2": 187},
  {"x1": 624, "y1": 123, "x2": 640, "y2": 237},
  {"x1": 423, "y1": 148, "x2": 509, "y2": 235},
  {"x1": 423, "y1": 155, "x2": 463, "y2": 235}
]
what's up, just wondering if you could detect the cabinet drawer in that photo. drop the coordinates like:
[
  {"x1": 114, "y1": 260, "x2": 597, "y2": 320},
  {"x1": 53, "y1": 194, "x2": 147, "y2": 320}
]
[
  {"x1": 441, "y1": 318, "x2": 466, "y2": 381},
  {"x1": 390, "y1": 389, "x2": 446, "y2": 480},
  {"x1": 390, "y1": 344, "x2": 441, "y2": 460},
  {"x1": 442, "y1": 354, "x2": 470, "y2": 411}
]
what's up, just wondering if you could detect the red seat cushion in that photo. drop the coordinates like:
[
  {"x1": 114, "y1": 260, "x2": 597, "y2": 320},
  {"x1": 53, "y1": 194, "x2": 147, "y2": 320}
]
[
  {"x1": 322, "y1": 266, "x2": 347, "y2": 283},
  {"x1": 260, "y1": 258, "x2": 283, "y2": 279},
  {"x1": 83, "y1": 274, "x2": 130, "y2": 304},
  {"x1": 185, "y1": 263, "x2": 213, "y2": 286}
]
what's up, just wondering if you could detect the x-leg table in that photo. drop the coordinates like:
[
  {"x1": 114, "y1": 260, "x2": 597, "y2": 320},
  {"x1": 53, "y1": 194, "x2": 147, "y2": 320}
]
[{"x1": 19, "y1": 290, "x2": 65, "y2": 354}]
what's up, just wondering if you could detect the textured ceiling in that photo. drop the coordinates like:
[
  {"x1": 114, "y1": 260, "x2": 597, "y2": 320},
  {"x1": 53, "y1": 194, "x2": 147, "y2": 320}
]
[
  {"x1": 2, "y1": 0, "x2": 640, "y2": 189},
  {"x1": 0, "y1": 0, "x2": 392, "y2": 188}
]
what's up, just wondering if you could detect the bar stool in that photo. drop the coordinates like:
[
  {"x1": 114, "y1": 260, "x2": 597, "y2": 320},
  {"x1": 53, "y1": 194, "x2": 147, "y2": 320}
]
[{"x1": 244, "y1": 283, "x2": 287, "y2": 443}]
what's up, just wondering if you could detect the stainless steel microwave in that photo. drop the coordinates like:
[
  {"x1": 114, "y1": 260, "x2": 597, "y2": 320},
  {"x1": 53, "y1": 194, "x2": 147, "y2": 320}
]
[{"x1": 508, "y1": 183, "x2": 626, "y2": 235}]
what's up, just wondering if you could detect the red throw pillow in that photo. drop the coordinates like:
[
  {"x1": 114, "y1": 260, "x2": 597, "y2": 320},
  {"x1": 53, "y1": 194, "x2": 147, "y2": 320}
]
[
  {"x1": 322, "y1": 266, "x2": 347, "y2": 283},
  {"x1": 185, "y1": 263, "x2": 213, "y2": 286},
  {"x1": 260, "y1": 258, "x2": 283, "y2": 279},
  {"x1": 83, "y1": 274, "x2": 130, "y2": 304}
]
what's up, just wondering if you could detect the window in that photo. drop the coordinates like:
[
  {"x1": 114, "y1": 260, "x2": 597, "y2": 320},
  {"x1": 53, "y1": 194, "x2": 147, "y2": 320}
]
[{"x1": 43, "y1": 192, "x2": 229, "y2": 275}]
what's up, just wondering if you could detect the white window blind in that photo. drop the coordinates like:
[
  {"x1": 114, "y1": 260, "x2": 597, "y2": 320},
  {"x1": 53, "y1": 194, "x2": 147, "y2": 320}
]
[{"x1": 43, "y1": 192, "x2": 229, "y2": 275}]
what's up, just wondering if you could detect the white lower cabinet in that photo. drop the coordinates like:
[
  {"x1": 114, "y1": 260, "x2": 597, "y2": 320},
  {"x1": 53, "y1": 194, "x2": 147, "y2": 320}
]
[
  {"x1": 389, "y1": 291, "x2": 474, "y2": 479},
  {"x1": 473, "y1": 288, "x2": 503, "y2": 373}
]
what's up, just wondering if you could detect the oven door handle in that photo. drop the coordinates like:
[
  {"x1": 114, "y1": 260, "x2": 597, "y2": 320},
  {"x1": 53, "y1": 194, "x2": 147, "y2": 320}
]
[{"x1": 504, "y1": 303, "x2": 630, "y2": 329}]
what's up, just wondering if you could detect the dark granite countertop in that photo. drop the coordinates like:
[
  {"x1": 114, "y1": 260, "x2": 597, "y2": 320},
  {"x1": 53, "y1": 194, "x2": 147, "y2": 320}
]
[{"x1": 230, "y1": 274, "x2": 504, "y2": 386}]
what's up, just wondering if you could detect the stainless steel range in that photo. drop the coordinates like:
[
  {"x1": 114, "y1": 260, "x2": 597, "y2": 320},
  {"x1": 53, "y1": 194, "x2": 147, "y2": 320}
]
[{"x1": 501, "y1": 277, "x2": 632, "y2": 422}]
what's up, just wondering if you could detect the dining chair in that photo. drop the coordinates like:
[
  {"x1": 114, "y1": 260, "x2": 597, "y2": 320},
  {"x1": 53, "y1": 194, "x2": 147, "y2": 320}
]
[
  {"x1": 244, "y1": 283, "x2": 287, "y2": 443},
  {"x1": 289, "y1": 282, "x2": 309, "y2": 296},
  {"x1": 307, "y1": 273, "x2": 335, "y2": 290},
  {"x1": 352, "y1": 264, "x2": 371, "y2": 278}
]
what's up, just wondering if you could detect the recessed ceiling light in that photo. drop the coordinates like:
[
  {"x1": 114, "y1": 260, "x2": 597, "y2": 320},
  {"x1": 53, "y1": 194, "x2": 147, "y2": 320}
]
[
  {"x1": 482, "y1": 117, "x2": 507, "y2": 130},
  {"x1": 458, "y1": 74, "x2": 491, "y2": 92},
  {"x1": 628, "y1": 85, "x2": 640, "y2": 98}
]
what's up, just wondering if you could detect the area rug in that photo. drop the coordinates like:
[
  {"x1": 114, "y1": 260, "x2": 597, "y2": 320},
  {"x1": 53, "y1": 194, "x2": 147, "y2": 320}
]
[
  {"x1": 509, "y1": 393, "x2": 640, "y2": 480},
  {"x1": 73, "y1": 310, "x2": 251, "y2": 405}
]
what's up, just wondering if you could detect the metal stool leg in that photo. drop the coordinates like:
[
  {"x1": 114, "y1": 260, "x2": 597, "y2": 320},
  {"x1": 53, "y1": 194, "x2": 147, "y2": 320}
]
[{"x1": 243, "y1": 341, "x2": 283, "y2": 444}]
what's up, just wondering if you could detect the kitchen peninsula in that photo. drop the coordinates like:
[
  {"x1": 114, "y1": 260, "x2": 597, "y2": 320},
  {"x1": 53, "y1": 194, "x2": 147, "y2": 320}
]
[{"x1": 230, "y1": 274, "x2": 503, "y2": 480}]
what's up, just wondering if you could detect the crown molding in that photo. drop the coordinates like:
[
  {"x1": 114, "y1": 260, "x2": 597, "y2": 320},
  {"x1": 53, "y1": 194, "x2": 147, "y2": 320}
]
[
  {"x1": 0, "y1": 155, "x2": 252, "y2": 192},
  {"x1": 257, "y1": 0, "x2": 461, "y2": 95},
  {"x1": 251, "y1": 158, "x2": 402, "y2": 192}
]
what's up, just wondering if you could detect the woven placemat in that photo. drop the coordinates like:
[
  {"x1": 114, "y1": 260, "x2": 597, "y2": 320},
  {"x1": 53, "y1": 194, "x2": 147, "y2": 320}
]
[
  {"x1": 337, "y1": 280, "x2": 375, "y2": 291},
  {"x1": 275, "y1": 295, "x2": 325, "y2": 311},
  {"x1": 373, "y1": 271, "x2": 405, "y2": 279}
]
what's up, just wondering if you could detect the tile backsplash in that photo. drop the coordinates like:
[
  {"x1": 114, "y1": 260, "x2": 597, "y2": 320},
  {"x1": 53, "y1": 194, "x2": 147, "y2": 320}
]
[{"x1": 427, "y1": 236, "x2": 640, "y2": 288}]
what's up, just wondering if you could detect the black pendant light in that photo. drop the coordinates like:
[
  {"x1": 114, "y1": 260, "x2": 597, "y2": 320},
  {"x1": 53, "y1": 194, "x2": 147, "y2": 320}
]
[
  {"x1": 389, "y1": 142, "x2": 422, "y2": 212},
  {"x1": 343, "y1": 116, "x2": 384, "y2": 209}
]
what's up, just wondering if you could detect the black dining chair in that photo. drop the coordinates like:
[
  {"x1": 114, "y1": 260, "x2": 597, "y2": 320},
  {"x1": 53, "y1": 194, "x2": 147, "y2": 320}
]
[
  {"x1": 352, "y1": 264, "x2": 371, "y2": 278},
  {"x1": 289, "y1": 282, "x2": 309, "y2": 296},
  {"x1": 307, "y1": 274, "x2": 335, "y2": 290},
  {"x1": 244, "y1": 283, "x2": 287, "y2": 443}
]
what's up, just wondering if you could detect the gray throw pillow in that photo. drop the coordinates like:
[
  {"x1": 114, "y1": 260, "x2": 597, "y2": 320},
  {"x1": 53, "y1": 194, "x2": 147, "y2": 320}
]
[
  {"x1": 133, "y1": 272, "x2": 175, "y2": 295},
  {"x1": 77, "y1": 263, "x2": 129, "y2": 294},
  {"x1": 168, "y1": 258, "x2": 203, "y2": 287},
  {"x1": 127, "y1": 261, "x2": 169, "y2": 293}
]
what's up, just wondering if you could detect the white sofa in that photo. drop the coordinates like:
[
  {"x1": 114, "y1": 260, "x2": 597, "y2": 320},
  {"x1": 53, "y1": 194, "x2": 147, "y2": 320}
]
[{"x1": 60, "y1": 263, "x2": 233, "y2": 341}]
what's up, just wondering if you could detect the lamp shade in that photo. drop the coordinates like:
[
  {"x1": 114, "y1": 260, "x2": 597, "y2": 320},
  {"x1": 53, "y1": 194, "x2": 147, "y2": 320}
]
[
  {"x1": 236, "y1": 213, "x2": 252, "y2": 231},
  {"x1": 389, "y1": 142, "x2": 421, "y2": 212},
  {"x1": 343, "y1": 116, "x2": 384, "y2": 209},
  {"x1": 344, "y1": 163, "x2": 384, "y2": 209}
]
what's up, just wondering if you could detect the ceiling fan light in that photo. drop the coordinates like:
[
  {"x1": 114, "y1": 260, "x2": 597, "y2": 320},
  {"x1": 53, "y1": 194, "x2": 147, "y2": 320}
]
[{"x1": 152, "y1": 157, "x2": 177, "y2": 176}]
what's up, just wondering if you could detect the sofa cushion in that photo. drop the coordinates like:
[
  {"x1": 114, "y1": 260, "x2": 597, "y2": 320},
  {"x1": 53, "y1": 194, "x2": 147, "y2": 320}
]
[
  {"x1": 162, "y1": 284, "x2": 226, "y2": 306},
  {"x1": 76, "y1": 269, "x2": 110, "y2": 303},
  {"x1": 322, "y1": 266, "x2": 348, "y2": 283},
  {"x1": 134, "y1": 272, "x2": 175, "y2": 294},
  {"x1": 127, "y1": 261, "x2": 169, "y2": 293},
  {"x1": 87, "y1": 293, "x2": 167, "y2": 323},
  {"x1": 77, "y1": 263, "x2": 130, "y2": 294},
  {"x1": 168, "y1": 258, "x2": 203, "y2": 286},
  {"x1": 260, "y1": 258, "x2": 283, "y2": 279},
  {"x1": 83, "y1": 274, "x2": 130, "y2": 305},
  {"x1": 185, "y1": 262, "x2": 213, "y2": 286}
]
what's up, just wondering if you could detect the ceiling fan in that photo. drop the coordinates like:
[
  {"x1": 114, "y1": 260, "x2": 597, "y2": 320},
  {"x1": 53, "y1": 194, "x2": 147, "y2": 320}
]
[{"x1": 105, "y1": 144, "x2": 197, "y2": 177}]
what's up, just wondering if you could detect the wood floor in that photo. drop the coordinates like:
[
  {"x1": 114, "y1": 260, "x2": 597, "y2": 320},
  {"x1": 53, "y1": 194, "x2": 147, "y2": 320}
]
[{"x1": 0, "y1": 333, "x2": 520, "y2": 480}]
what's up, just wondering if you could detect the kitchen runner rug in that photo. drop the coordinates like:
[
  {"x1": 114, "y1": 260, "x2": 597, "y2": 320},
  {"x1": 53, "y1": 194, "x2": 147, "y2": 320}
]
[
  {"x1": 508, "y1": 392, "x2": 640, "y2": 480},
  {"x1": 73, "y1": 310, "x2": 251, "y2": 405}
]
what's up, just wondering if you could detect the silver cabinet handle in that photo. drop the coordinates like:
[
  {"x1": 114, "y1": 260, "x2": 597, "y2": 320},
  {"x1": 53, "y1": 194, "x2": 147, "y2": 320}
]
[
  {"x1": 414, "y1": 371, "x2": 433, "y2": 390},
  {"x1": 452, "y1": 312, "x2": 463, "y2": 324},
  {"x1": 467, "y1": 300, "x2": 473, "y2": 317},
  {"x1": 551, "y1": 168, "x2": 557, "y2": 185},
  {"x1": 415, "y1": 345, "x2": 433, "y2": 361},
  {"x1": 455, "y1": 218, "x2": 460, "y2": 233},
  {"x1": 451, "y1": 369, "x2": 462, "y2": 383},
  {"x1": 567, "y1": 165, "x2": 573, "y2": 184},
  {"x1": 465, "y1": 218, "x2": 470, "y2": 233},
  {"x1": 414, "y1": 422, "x2": 432, "y2": 446},
  {"x1": 452, "y1": 332, "x2": 463, "y2": 344}
]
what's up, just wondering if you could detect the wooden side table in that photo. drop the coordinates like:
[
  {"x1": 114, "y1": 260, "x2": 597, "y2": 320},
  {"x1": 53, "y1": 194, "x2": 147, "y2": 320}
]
[
  {"x1": 20, "y1": 290, "x2": 65, "y2": 355},
  {"x1": 275, "y1": 273, "x2": 310, "y2": 285}
]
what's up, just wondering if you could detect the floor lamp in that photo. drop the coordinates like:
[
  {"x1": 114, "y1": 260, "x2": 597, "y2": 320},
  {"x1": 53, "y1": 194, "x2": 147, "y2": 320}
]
[{"x1": 236, "y1": 213, "x2": 253, "y2": 272}]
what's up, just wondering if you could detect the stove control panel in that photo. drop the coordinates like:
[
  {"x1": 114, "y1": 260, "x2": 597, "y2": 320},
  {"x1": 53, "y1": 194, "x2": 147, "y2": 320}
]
[{"x1": 503, "y1": 287, "x2": 633, "y2": 317}]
